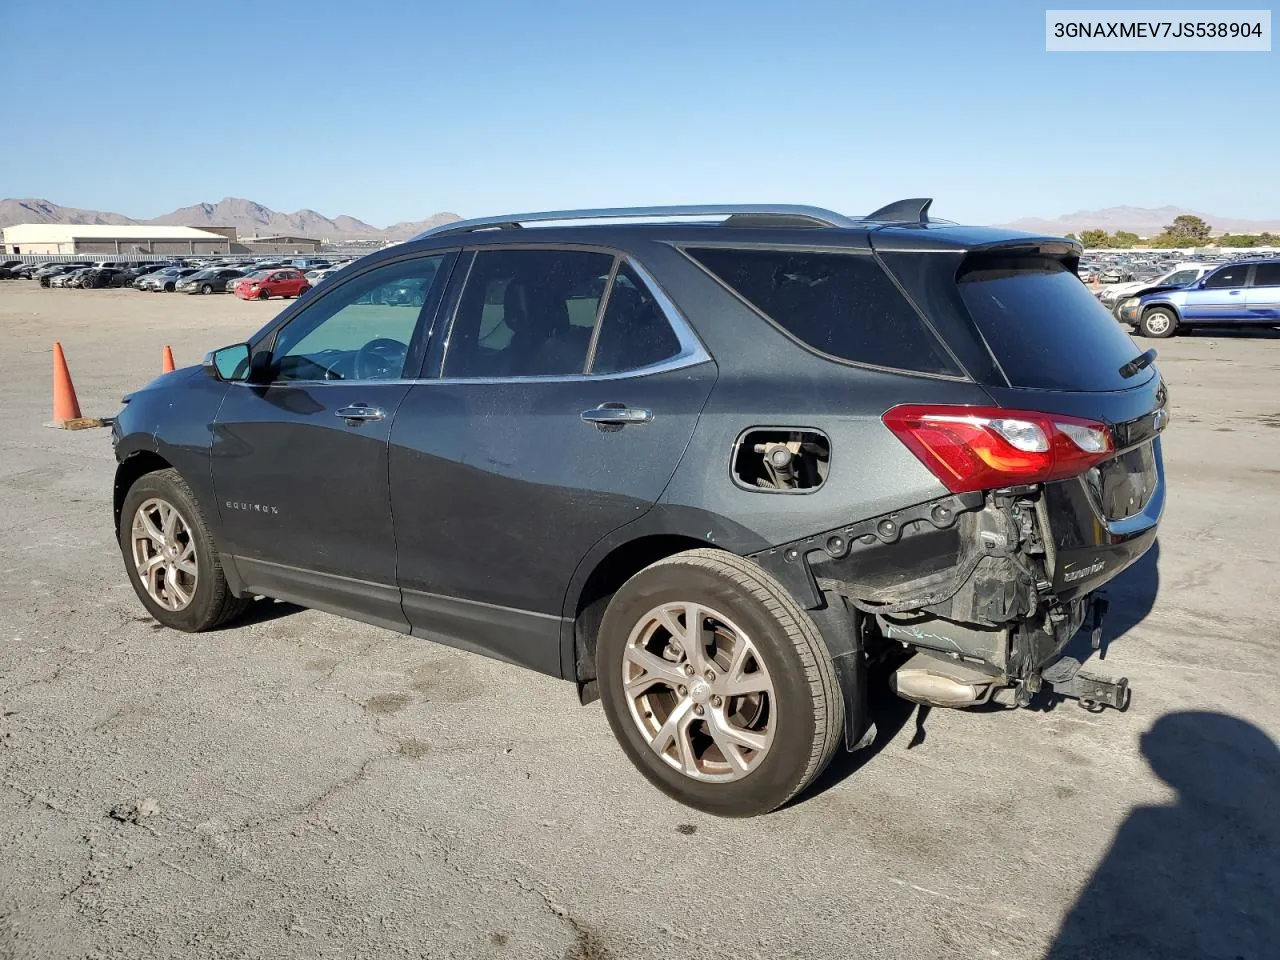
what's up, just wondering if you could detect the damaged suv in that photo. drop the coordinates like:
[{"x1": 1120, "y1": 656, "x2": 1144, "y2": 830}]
[{"x1": 112, "y1": 201, "x2": 1165, "y2": 816}]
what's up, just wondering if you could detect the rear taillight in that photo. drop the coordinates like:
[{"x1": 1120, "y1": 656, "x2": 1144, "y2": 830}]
[{"x1": 882, "y1": 404, "x2": 1114, "y2": 494}]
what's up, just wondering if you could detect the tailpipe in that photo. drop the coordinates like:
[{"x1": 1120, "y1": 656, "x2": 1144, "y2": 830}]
[{"x1": 890, "y1": 651, "x2": 999, "y2": 708}]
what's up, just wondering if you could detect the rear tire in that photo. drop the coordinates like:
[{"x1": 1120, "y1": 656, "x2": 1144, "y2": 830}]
[
  {"x1": 596, "y1": 548, "x2": 842, "y2": 817},
  {"x1": 1138, "y1": 307, "x2": 1178, "y2": 338},
  {"x1": 119, "y1": 468, "x2": 250, "y2": 632}
]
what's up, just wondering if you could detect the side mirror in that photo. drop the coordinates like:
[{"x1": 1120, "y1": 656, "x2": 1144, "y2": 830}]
[{"x1": 203, "y1": 343, "x2": 252, "y2": 382}]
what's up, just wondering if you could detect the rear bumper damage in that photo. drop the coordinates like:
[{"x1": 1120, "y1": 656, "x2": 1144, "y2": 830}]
[{"x1": 751, "y1": 464, "x2": 1161, "y2": 718}]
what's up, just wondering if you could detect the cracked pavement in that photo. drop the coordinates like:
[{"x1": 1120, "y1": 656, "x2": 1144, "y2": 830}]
[{"x1": 1, "y1": 285, "x2": 1277, "y2": 959}]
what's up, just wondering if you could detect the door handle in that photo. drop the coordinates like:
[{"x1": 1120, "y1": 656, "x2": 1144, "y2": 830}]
[
  {"x1": 580, "y1": 403, "x2": 653, "y2": 429},
  {"x1": 336, "y1": 404, "x2": 386, "y2": 423}
]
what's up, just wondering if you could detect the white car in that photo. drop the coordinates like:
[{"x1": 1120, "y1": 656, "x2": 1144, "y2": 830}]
[
  {"x1": 1097, "y1": 262, "x2": 1212, "y2": 311},
  {"x1": 304, "y1": 263, "x2": 354, "y2": 287}
]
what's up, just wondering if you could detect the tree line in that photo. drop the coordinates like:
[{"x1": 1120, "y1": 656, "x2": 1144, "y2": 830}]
[{"x1": 1065, "y1": 215, "x2": 1278, "y2": 249}]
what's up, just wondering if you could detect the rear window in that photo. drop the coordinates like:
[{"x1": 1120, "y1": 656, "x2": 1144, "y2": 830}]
[
  {"x1": 956, "y1": 256, "x2": 1145, "y2": 391},
  {"x1": 684, "y1": 247, "x2": 961, "y2": 376}
]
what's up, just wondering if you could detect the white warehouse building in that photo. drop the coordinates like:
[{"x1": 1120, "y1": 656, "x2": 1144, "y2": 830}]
[{"x1": 2, "y1": 224, "x2": 232, "y2": 256}]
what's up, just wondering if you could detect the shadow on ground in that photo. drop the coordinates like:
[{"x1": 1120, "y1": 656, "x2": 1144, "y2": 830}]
[
  {"x1": 217, "y1": 597, "x2": 304, "y2": 629},
  {"x1": 1183, "y1": 325, "x2": 1280, "y2": 339},
  {"x1": 1046, "y1": 711, "x2": 1280, "y2": 959}
]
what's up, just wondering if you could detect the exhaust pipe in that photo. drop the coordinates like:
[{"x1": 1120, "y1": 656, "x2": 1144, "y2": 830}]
[{"x1": 891, "y1": 652, "x2": 998, "y2": 708}]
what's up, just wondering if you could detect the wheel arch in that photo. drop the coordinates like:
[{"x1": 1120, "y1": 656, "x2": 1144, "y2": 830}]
[
  {"x1": 1142, "y1": 299, "x2": 1182, "y2": 322},
  {"x1": 563, "y1": 533, "x2": 714, "y2": 693},
  {"x1": 113, "y1": 450, "x2": 174, "y2": 530}
]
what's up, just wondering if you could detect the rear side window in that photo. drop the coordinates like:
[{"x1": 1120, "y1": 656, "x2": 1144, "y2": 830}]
[
  {"x1": 684, "y1": 247, "x2": 961, "y2": 376},
  {"x1": 444, "y1": 249, "x2": 614, "y2": 378},
  {"x1": 589, "y1": 263, "x2": 682, "y2": 374},
  {"x1": 956, "y1": 256, "x2": 1143, "y2": 392},
  {"x1": 1251, "y1": 263, "x2": 1280, "y2": 286}
]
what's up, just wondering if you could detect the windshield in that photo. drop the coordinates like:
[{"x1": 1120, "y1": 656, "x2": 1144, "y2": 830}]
[{"x1": 957, "y1": 256, "x2": 1148, "y2": 391}]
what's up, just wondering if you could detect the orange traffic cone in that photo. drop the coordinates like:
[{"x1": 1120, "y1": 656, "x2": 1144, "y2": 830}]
[
  {"x1": 52, "y1": 341, "x2": 82, "y2": 422},
  {"x1": 47, "y1": 342, "x2": 103, "y2": 430},
  {"x1": 162, "y1": 345, "x2": 175, "y2": 373}
]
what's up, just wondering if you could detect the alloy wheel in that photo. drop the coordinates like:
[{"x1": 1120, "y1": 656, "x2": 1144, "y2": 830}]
[
  {"x1": 622, "y1": 601, "x2": 775, "y2": 781},
  {"x1": 131, "y1": 497, "x2": 198, "y2": 611}
]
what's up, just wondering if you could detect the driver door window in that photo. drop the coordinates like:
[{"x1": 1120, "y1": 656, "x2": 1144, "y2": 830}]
[
  {"x1": 1203, "y1": 265, "x2": 1247, "y2": 289},
  {"x1": 271, "y1": 255, "x2": 447, "y2": 382}
]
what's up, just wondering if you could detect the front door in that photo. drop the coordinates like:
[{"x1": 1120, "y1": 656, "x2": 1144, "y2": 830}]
[
  {"x1": 1182, "y1": 262, "x2": 1250, "y2": 322},
  {"x1": 211, "y1": 251, "x2": 454, "y2": 630},
  {"x1": 1244, "y1": 262, "x2": 1280, "y2": 323},
  {"x1": 389, "y1": 248, "x2": 716, "y2": 675}
]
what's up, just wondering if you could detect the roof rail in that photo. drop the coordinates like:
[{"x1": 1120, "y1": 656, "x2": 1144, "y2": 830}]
[{"x1": 412, "y1": 204, "x2": 860, "y2": 240}]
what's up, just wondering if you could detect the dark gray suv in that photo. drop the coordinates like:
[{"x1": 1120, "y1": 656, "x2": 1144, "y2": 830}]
[{"x1": 112, "y1": 201, "x2": 1166, "y2": 816}]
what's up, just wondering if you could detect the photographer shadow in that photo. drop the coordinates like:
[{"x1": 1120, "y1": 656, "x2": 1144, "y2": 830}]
[{"x1": 1046, "y1": 710, "x2": 1280, "y2": 959}]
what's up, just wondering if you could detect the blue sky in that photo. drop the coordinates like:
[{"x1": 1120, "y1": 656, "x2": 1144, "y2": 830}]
[{"x1": 1, "y1": 0, "x2": 1275, "y2": 226}]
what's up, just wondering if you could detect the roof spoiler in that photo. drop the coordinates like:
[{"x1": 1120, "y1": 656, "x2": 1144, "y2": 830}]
[{"x1": 864, "y1": 198, "x2": 933, "y2": 225}]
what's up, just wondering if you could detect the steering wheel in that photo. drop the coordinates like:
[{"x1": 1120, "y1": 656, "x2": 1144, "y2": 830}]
[{"x1": 354, "y1": 338, "x2": 409, "y2": 380}]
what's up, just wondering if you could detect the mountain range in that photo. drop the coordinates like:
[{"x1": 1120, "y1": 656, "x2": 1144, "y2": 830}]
[
  {"x1": 3, "y1": 198, "x2": 1278, "y2": 241},
  {"x1": 0, "y1": 198, "x2": 460, "y2": 242},
  {"x1": 1001, "y1": 205, "x2": 1280, "y2": 237}
]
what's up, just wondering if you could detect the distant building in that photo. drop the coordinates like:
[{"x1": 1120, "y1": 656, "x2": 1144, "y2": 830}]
[
  {"x1": 236, "y1": 234, "x2": 322, "y2": 254},
  {"x1": 2, "y1": 224, "x2": 232, "y2": 255},
  {"x1": 192, "y1": 225, "x2": 239, "y2": 241}
]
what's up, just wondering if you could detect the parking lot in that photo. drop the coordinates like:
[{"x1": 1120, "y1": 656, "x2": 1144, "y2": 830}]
[{"x1": 1, "y1": 282, "x2": 1277, "y2": 959}]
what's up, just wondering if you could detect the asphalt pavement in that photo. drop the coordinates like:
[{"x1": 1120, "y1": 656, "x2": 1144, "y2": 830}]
[{"x1": 1, "y1": 284, "x2": 1276, "y2": 959}]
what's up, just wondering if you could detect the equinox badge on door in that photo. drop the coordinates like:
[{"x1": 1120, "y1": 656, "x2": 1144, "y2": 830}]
[{"x1": 225, "y1": 501, "x2": 280, "y2": 515}]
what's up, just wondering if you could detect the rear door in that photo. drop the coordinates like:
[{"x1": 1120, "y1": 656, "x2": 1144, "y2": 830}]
[
  {"x1": 1182, "y1": 263, "x2": 1251, "y2": 322},
  {"x1": 1244, "y1": 262, "x2": 1280, "y2": 322},
  {"x1": 210, "y1": 252, "x2": 453, "y2": 630},
  {"x1": 388, "y1": 247, "x2": 716, "y2": 675}
]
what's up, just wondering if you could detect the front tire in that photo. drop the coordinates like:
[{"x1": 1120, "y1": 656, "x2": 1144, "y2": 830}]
[
  {"x1": 258, "y1": 289, "x2": 270, "y2": 300},
  {"x1": 119, "y1": 468, "x2": 249, "y2": 632},
  {"x1": 201, "y1": 283, "x2": 213, "y2": 295},
  {"x1": 597, "y1": 549, "x2": 843, "y2": 817},
  {"x1": 1138, "y1": 307, "x2": 1178, "y2": 338}
]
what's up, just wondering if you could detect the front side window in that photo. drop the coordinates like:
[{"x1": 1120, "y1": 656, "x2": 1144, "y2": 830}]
[
  {"x1": 271, "y1": 255, "x2": 446, "y2": 382},
  {"x1": 443, "y1": 249, "x2": 613, "y2": 378},
  {"x1": 1203, "y1": 265, "x2": 1248, "y2": 289},
  {"x1": 685, "y1": 246, "x2": 959, "y2": 375}
]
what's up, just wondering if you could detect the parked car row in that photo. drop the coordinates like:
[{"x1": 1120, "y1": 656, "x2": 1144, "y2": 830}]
[
  {"x1": 3, "y1": 255, "x2": 355, "y2": 299},
  {"x1": 1080, "y1": 247, "x2": 1273, "y2": 287}
]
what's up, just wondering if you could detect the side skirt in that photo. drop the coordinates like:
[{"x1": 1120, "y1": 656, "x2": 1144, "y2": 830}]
[{"x1": 400, "y1": 588, "x2": 567, "y2": 678}]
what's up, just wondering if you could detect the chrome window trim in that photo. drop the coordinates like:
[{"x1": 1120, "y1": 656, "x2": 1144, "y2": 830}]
[{"x1": 237, "y1": 250, "x2": 712, "y2": 388}]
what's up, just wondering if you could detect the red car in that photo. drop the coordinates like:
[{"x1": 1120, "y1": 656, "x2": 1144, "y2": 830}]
[{"x1": 235, "y1": 268, "x2": 310, "y2": 301}]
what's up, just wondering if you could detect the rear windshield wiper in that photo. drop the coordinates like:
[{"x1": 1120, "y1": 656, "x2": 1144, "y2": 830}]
[{"x1": 1119, "y1": 348, "x2": 1157, "y2": 380}]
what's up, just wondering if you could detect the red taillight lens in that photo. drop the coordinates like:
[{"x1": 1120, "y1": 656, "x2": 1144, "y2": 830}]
[{"x1": 882, "y1": 404, "x2": 1114, "y2": 493}]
